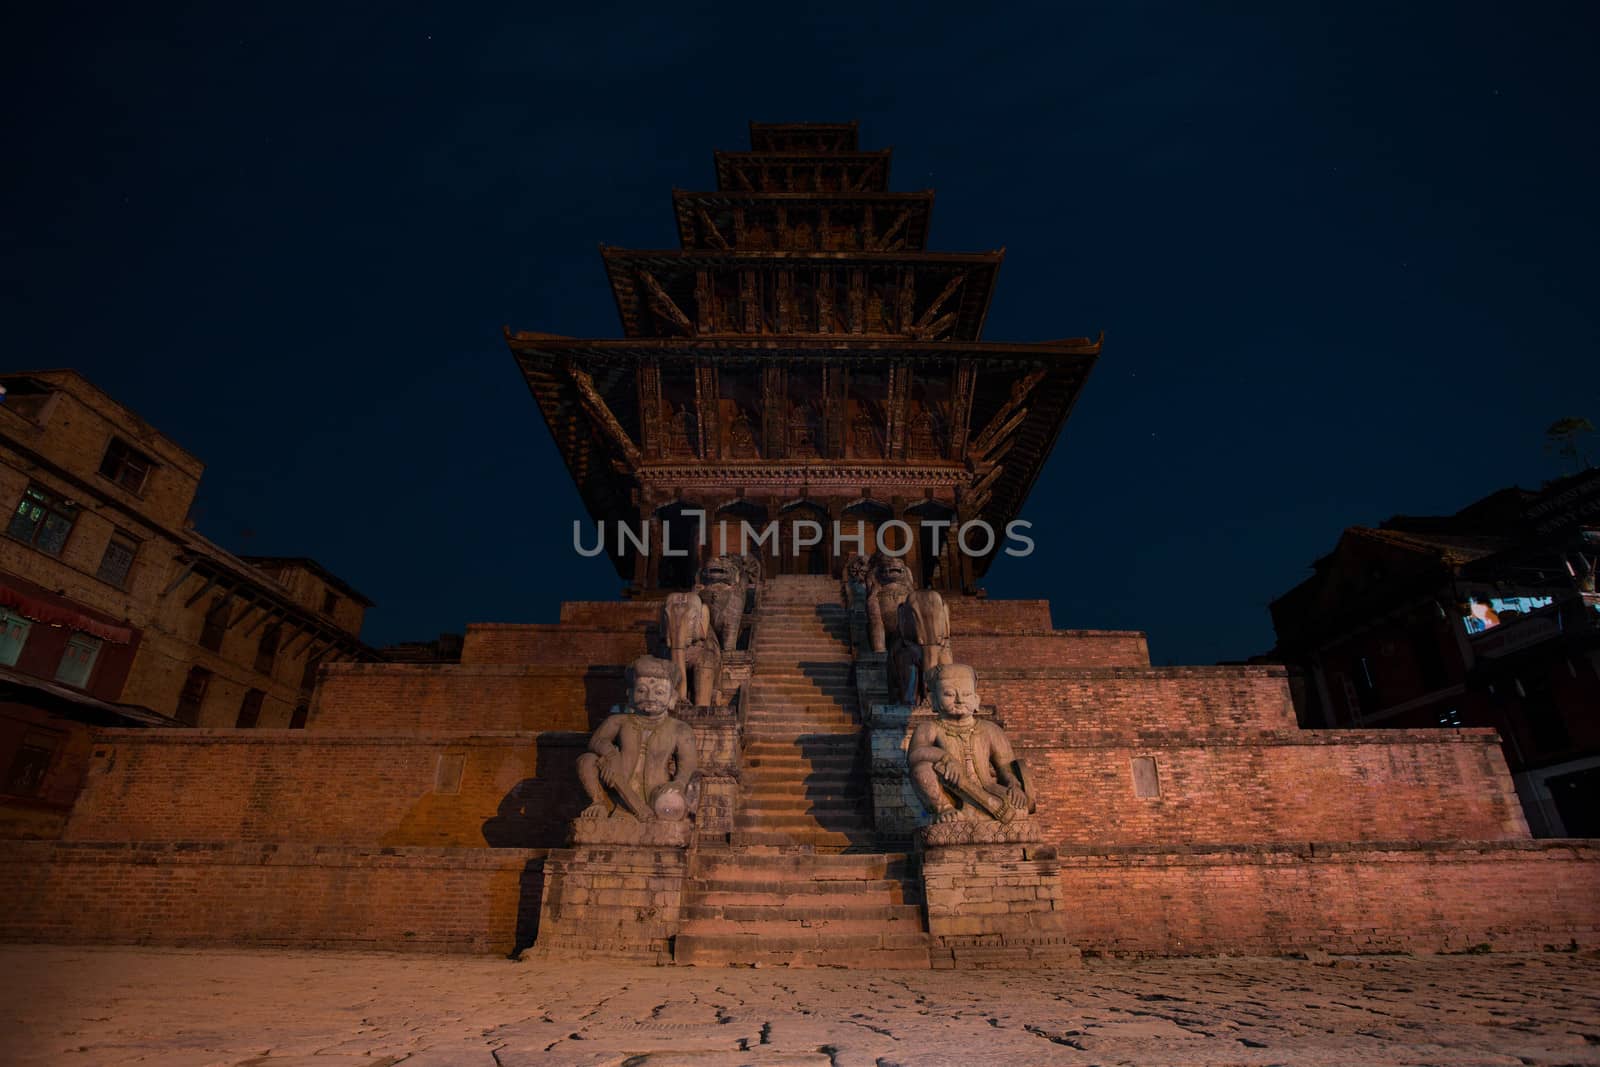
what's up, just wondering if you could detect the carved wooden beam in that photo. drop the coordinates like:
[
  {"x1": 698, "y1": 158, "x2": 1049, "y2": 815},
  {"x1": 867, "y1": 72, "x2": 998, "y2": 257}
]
[
  {"x1": 762, "y1": 365, "x2": 787, "y2": 458},
  {"x1": 775, "y1": 270, "x2": 793, "y2": 333},
  {"x1": 947, "y1": 360, "x2": 977, "y2": 461},
  {"x1": 694, "y1": 363, "x2": 720, "y2": 460},
  {"x1": 879, "y1": 210, "x2": 911, "y2": 251},
  {"x1": 568, "y1": 362, "x2": 642, "y2": 469},
  {"x1": 968, "y1": 368, "x2": 1047, "y2": 458},
  {"x1": 847, "y1": 269, "x2": 866, "y2": 334},
  {"x1": 886, "y1": 364, "x2": 911, "y2": 461},
  {"x1": 640, "y1": 271, "x2": 693, "y2": 334},
  {"x1": 913, "y1": 274, "x2": 966, "y2": 335},
  {"x1": 694, "y1": 270, "x2": 714, "y2": 333},
  {"x1": 817, "y1": 268, "x2": 835, "y2": 334},
  {"x1": 695, "y1": 207, "x2": 730, "y2": 250},
  {"x1": 637, "y1": 363, "x2": 664, "y2": 461},
  {"x1": 740, "y1": 269, "x2": 760, "y2": 333},
  {"x1": 896, "y1": 270, "x2": 916, "y2": 334}
]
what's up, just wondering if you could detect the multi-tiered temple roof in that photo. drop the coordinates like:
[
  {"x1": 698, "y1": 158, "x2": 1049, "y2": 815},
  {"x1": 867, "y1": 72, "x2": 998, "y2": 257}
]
[{"x1": 509, "y1": 122, "x2": 1100, "y2": 592}]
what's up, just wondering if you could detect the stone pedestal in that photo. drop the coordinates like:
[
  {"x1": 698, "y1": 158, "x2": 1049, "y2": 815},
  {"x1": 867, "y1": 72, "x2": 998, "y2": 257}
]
[
  {"x1": 530, "y1": 844, "x2": 689, "y2": 963},
  {"x1": 920, "y1": 841, "x2": 1082, "y2": 969},
  {"x1": 865, "y1": 701, "x2": 926, "y2": 845}
]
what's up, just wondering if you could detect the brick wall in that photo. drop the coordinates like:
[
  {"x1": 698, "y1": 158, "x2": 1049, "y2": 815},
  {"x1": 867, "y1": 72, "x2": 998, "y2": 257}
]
[
  {"x1": 64, "y1": 730, "x2": 588, "y2": 849},
  {"x1": 959, "y1": 632, "x2": 1150, "y2": 670},
  {"x1": 0, "y1": 841, "x2": 546, "y2": 955},
  {"x1": 460, "y1": 625, "x2": 651, "y2": 666},
  {"x1": 311, "y1": 664, "x2": 623, "y2": 733},
  {"x1": 945, "y1": 599, "x2": 1053, "y2": 632},
  {"x1": 984, "y1": 666, "x2": 1300, "y2": 737},
  {"x1": 557, "y1": 601, "x2": 659, "y2": 627},
  {"x1": 1050, "y1": 840, "x2": 1600, "y2": 955},
  {"x1": 2, "y1": 839, "x2": 1594, "y2": 957},
  {"x1": 1020, "y1": 731, "x2": 1528, "y2": 845}
]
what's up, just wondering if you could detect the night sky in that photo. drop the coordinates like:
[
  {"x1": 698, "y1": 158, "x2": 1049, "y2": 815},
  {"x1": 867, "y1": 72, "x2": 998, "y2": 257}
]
[{"x1": 5, "y1": 3, "x2": 1597, "y2": 665}]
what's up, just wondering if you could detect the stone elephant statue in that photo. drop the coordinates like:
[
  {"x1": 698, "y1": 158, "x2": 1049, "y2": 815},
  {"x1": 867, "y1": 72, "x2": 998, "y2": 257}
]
[
  {"x1": 660, "y1": 591, "x2": 719, "y2": 707},
  {"x1": 892, "y1": 588, "x2": 952, "y2": 705},
  {"x1": 693, "y1": 555, "x2": 747, "y2": 652}
]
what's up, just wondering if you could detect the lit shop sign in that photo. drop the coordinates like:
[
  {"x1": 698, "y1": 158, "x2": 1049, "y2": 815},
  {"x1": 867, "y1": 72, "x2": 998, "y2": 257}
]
[{"x1": 1457, "y1": 594, "x2": 1555, "y2": 636}]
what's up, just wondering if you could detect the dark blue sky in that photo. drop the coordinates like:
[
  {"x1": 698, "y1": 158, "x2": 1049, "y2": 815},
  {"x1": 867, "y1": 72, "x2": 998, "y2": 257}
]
[{"x1": 5, "y1": 3, "x2": 1596, "y2": 664}]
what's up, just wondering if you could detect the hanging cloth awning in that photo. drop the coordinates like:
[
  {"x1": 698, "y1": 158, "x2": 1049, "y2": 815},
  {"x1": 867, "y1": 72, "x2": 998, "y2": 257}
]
[{"x1": 0, "y1": 584, "x2": 135, "y2": 645}]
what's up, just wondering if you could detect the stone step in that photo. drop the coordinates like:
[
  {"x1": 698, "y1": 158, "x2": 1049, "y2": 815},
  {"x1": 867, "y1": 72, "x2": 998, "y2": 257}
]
[
  {"x1": 739, "y1": 802, "x2": 870, "y2": 818},
  {"x1": 728, "y1": 829, "x2": 869, "y2": 848},
  {"x1": 692, "y1": 879, "x2": 918, "y2": 904},
  {"x1": 734, "y1": 814, "x2": 871, "y2": 832},
  {"x1": 682, "y1": 902, "x2": 924, "y2": 925},
  {"x1": 690, "y1": 850, "x2": 913, "y2": 879},
  {"x1": 673, "y1": 933, "x2": 931, "y2": 968}
]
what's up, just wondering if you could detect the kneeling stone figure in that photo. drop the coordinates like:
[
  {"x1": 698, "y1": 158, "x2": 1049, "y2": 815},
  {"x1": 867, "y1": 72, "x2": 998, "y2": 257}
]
[
  {"x1": 907, "y1": 663, "x2": 1033, "y2": 824},
  {"x1": 577, "y1": 655, "x2": 699, "y2": 824}
]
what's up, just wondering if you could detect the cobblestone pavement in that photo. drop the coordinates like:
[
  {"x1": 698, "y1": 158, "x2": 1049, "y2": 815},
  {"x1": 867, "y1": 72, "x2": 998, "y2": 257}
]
[{"x1": 2, "y1": 946, "x2": 1598, "y2": 1066}]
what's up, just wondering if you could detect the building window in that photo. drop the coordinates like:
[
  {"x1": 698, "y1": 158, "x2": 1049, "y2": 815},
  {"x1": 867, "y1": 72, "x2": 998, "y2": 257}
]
[
  {"x1": 300, "y1": 652, "x2": 324, "y2": 692},
  {"x1": 54, "y1": 633, "x2": 102, "y2": 688},
  {"x1": 255, "y1": 624, "x2": 281, "y2": 675},
  {"x1": 95, "y1": 531, "x2": 140, "y2": 588},
  {"x1": 4, "y1": 728, "x2": 60, "y2": 797},
  {"x1": 321, "y1": 590, "x2": 339, "y2": 616},
  {"x1": 199, "y1": 597, "x2": 229, "y2": 652},
  {"x1": 0, "y1": 609, "x2": 31, "y2": 666},
  {"x1": 97, "y1": 438, "x2": 154, "y2": 495},
  {"x1": 235, "y1": 688, "x2": 265, "y2": 729},
  {"x1": 289, "y1": 703, "x2": 309, "y2": 729},
  {"x1": 6, "y1": 485, "x2": 79, "y2": 556},
  {"x1": 177, "y1": 666, "x2": 211, "y2": 725},
  {"x1": 0, "y1": 376, "x2": 56, "y2": 422}
]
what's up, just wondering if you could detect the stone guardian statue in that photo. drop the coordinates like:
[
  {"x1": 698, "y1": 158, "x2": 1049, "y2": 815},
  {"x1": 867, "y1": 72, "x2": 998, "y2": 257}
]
[
  {"x1": 907, "y1": 663, "x2": 1033, "y2": 827},
  {"x1": 577, "y1": 656, "x2": 700, "y2": 826},
  {"x1": 893, "y1": 587, "x2": 952, "y2": 705}
]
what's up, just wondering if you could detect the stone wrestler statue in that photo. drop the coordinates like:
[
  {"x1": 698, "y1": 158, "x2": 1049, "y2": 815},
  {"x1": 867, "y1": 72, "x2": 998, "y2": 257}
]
[
  {"x1": 907, "y1": 663, "x2": 1032, "y2": 823},
  {"x1": 577, "y1": 656, "x2": 699, "y2": 823}
]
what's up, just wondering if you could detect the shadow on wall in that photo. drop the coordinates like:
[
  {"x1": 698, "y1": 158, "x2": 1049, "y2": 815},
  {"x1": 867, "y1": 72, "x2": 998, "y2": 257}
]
[
  {"x1": 512, "y1": 857, "x2": 546, "y2": 957},
  {"x1": 482, "y1": 736, "x2": 587, "y2": 848}
]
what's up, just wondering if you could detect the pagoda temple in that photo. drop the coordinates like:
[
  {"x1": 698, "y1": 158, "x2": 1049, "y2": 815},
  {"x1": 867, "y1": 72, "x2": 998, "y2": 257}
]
[
  {"x1": 1, "y1": 124, "x2": 1595, "y2": 971},
  {"x1": 508, "y1": 121, "x2": 1098, "y2": 592}
]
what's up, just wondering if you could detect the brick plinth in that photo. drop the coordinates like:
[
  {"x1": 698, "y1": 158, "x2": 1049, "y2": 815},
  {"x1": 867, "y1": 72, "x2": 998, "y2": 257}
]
[
  {"x1": 531, "y1": 845, "x2": 690, "y2": 963},
  {"x1": 1051, "y1": 840, "x2": 1600, "y2": 956},
  {"x1": 0, "y1": 841, "x2": 545, "y2": 955},
  {"x1": 921, "y1": 843, "x2": 1082, "y2": 968}
]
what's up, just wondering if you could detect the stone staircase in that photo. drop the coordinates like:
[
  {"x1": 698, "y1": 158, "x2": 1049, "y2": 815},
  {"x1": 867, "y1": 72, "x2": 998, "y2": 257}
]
[{"x1": 675, "y1": 574, "x2": 931, "y2": 967}]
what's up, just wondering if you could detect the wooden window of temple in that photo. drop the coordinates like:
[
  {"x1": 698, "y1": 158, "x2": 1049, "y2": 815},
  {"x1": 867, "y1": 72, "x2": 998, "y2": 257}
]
[
  {"x1": 177, "y1": 666, "x2": 211, "y2": 725},
  {"x1": 97, "y1": 438, "x2": 154, "y2": 495},
  {"x1": 4, "y1": 727, "x2": 60, "y2": 797},
  {"x1": 199, "y1": 597, "x2": 229, "y2": 652},
  {"x1": 235, "y1": 688, "x2": 265, "y2": 729},
  {"x1": 255, "y1": 624, "x2": 281, "y2": 675},
  {"x1": 0, "y1": 609, "x2": 32, "y2": 667},
  {"x1": 322, "y1": 590, "x2": 339, "y2": 616},
  {"x1": 289, "y1": 703, "x2": 309, "y2": 729},
  {"x1": 54, "y1": 633, "x2": 102, "y2": 689},
  {"x1": 95, "y1": 531, "x2": 139, "y2": 589},
  {"x1": 6, "y1": 484, "x2": 79, "y2": 557},
  {"x1": 1131, "y1": 757, "x2": 1161, "y2": 798}
]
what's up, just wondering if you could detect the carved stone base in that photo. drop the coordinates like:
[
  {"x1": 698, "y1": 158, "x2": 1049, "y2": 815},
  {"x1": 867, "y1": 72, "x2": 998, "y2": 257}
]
[
  {"x1": 918, "y1": 816, "x2": 1042, "y2": 847},
  {"x1": 920, "y1": 843, "x2": 1080, "y2": 969},
  {"x1": 570, "y1": 815, "x2": 693, "y2": 848},
  {"x1": 529, "y1": 845, "x2": 689, "y2": 963}
]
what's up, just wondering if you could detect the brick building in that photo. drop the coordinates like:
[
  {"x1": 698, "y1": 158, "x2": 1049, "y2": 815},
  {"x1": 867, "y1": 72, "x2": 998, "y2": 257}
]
[
  {"x1": 1268, "y1": 469, "x2": 1600, "y2": 837},
  {"x1": 0, "y1": 370, "x2": 374, "y2": 837}
]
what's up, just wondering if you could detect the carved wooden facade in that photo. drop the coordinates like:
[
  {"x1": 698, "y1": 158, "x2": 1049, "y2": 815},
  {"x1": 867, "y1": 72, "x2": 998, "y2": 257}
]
[{"x1": 510, "y1": 122, "x2": 1100, "y2": 593}]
